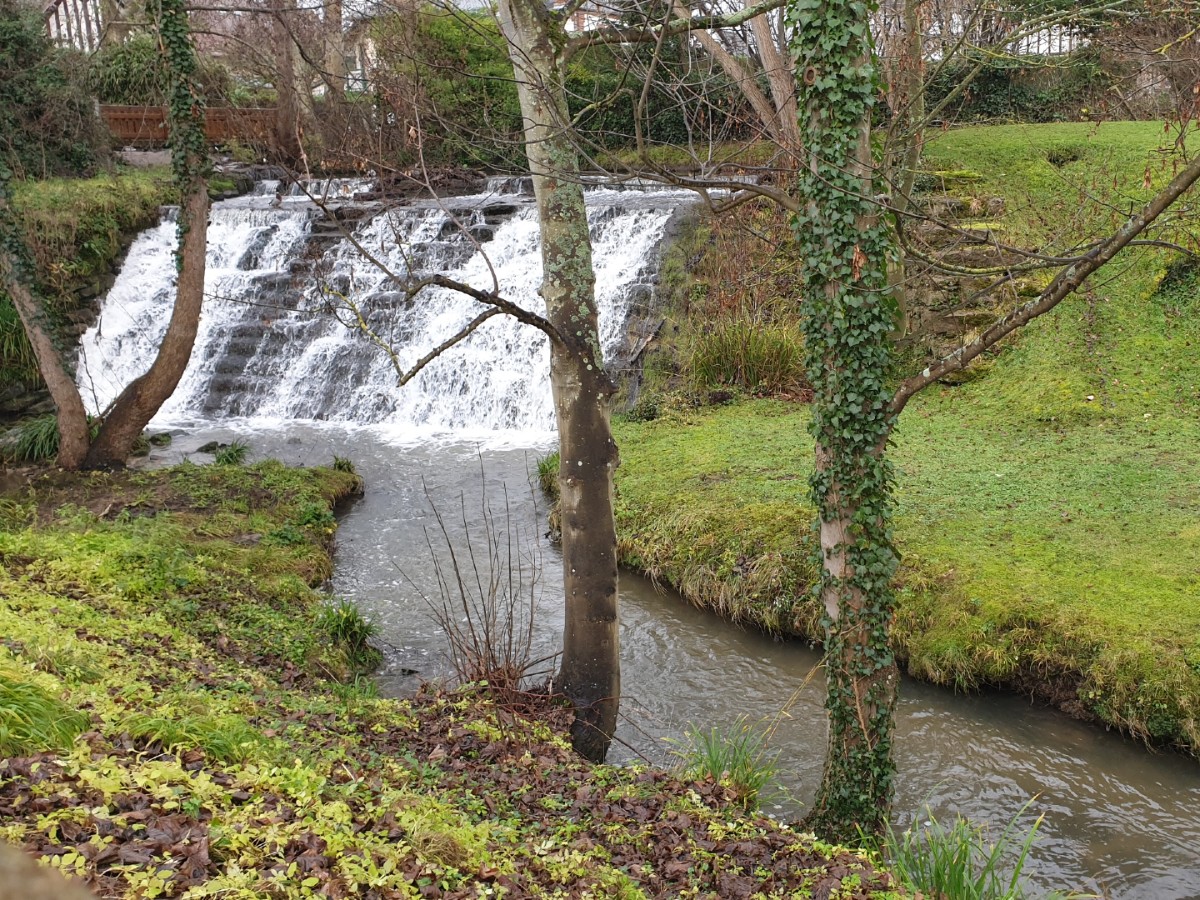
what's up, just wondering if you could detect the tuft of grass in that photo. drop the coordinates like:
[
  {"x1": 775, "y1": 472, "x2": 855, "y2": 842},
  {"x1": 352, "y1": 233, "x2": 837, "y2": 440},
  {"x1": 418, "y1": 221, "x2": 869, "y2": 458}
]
[
  {"x1": 879, "y1": 802, "x2": 1071, "y2": 900},
  {"x1": 214, "y1": 439, "x2": 250, "y2": 466},
  {"x1": 122, "y1": 711, "x2": 263, "y2": 763},
  {"x1": 317, "y1": 598, "x2": 381, "y2": 673},
  {"x1": 688, "y1": 320, "x2": 805, "y2": 396},
  {"x1": 0, "y1": 670, "x2": 90, "y2": 757},
  {"x1": 669, "y1": 715, "x2": 780, "y2": 809},
  {"x1": 332, "y1": 455, "x2": 356, "y2": 474},
  {"x1": 8, "y1": 414, "x2": 60, "y2": 462},
  {"x1": 536, "y1": 451, "x2": 559, "y2": 497}
]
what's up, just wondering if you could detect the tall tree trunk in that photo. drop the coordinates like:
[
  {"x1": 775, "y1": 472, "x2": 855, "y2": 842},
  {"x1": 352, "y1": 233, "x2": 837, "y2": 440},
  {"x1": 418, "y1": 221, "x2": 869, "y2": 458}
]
[
  {"x1": 496, "y1": 0, "x2": 621, "y2": 763},
  {"x1": 272, "y1": 0, "x2": 305, "y2": 166},
  {"x1": 85, "y1": 0, "x2": 210, "y2": 468},
  {"x1": 0, "y1": 186, "x2": 90, "y2": 469},
  {"x1": 791, "y1": 0, "x2": 900, "y2": 842},
  {"x1": 324, "y1": 0, "x2": 347, "y2": 100},
  {"x1": 748, "y1": 7, "x2": 800, "y2": 155}
]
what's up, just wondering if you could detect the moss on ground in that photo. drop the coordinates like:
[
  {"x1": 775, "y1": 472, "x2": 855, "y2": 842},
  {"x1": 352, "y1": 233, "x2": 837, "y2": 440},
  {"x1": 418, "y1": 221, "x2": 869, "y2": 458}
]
[
  {"x1": 611, "y1": 121, "x2": 1200, "y2": 753},
  {"x1": 0, "y1": 462, "x2": 901, "y2": 898}
]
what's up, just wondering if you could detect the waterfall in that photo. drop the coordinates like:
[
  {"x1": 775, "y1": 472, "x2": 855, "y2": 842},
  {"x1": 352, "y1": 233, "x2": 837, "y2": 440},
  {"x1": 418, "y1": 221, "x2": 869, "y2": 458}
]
[{"x1": 79, "y1": 180, "x2": 688, "y2": 434}]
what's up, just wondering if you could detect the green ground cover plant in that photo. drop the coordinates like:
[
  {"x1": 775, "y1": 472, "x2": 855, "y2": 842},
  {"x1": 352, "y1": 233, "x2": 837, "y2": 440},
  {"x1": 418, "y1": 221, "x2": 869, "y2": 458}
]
[
  {"x1": 610, "y1": 121, "x2": 1200, "y2": 751},
  {"x1": 0, "y1": 461, "x2": 902, "y2": 898}
]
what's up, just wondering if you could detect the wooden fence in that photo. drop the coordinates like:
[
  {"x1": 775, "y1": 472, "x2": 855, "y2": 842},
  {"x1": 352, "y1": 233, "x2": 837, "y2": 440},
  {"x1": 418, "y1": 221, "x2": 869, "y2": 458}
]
[{"x1": 100, "y1": 106, "x2": 277, "y2": 148}]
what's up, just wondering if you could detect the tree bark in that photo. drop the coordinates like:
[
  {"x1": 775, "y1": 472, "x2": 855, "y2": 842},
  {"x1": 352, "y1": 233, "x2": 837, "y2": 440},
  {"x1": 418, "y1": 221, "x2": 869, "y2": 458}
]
[
  {"x1": 748, "y1": 6, "x2": 800, "y2": 155},
  {"x1": 496, "y1": 0, "x2": 621, "y2": 762},
  {"x1": 324, "y1": 0, "x2": 347, "y2": 100},
  {"x1": 85, "y1": 0, "x2": 210, "y2": 468},
  {"x1": 84, "y1": 185, "x2": 208, "y2": 467},
  {"x1": 271, "y1": 0, "x2": 305, "y2": 166}
]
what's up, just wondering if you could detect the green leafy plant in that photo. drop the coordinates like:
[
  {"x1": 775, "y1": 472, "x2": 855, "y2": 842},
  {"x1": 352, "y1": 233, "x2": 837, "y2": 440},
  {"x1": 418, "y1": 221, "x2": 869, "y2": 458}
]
[
  {"x1": 332, "y1": 455, "x2": 357, "y2": 474},
  {"x1": 317, "y1": 598, "x2": 381, "y2": 673},
  {"x1": 669, "y1": 715, "x2": 780, "y2": 808},
  {"x1": 214, "y1": 439, "x2": 250, "y2": 466},
  {"x1": 880, "y1": 801, "x2": 1072, "y2": 900}
]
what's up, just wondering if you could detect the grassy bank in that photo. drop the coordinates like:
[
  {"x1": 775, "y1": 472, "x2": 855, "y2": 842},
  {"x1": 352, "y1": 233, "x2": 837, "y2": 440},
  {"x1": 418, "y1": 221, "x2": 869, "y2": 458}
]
[
  {"x1": 2, "y1": 168, "x2": 176, "y2": 394},
  {"x1": 0, "y1": 462, "x2": 900, "y2": 898},
  {"x1": 611, "y1": 121, "x2": 1200, "y2": 752}
]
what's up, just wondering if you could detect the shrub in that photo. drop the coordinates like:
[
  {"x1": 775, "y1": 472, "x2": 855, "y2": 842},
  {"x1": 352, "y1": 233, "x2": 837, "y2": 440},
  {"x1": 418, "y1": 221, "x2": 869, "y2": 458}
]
[
  {"x1": 90, "y1": 32, "x2": 235, "y2": 106},
  {"x1": 0, "y1": 0, "x2": 106, "y2": 178}
]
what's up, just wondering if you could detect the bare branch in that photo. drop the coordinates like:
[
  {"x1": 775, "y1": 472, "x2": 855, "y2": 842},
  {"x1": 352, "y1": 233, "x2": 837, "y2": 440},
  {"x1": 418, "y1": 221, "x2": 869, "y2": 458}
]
[
  {"x1": 564, "y1": 0, "x2": 787, "y2": 59},
  {"x1": 398, "y1": 308, "x2": 504, "y2": 386}
]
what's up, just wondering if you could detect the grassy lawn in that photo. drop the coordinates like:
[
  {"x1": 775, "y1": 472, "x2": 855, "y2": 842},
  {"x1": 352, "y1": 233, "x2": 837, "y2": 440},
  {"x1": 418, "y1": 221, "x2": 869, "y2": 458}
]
[{"x1": 613, "y1": 121, "x2": 1200, "y2": 751}]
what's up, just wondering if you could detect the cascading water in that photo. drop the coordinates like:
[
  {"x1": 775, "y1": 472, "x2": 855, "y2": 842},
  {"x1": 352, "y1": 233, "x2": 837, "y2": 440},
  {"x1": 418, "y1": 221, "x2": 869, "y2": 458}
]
[{"x1": 79, "y1": 180, "x2": 680, "y2": 433}]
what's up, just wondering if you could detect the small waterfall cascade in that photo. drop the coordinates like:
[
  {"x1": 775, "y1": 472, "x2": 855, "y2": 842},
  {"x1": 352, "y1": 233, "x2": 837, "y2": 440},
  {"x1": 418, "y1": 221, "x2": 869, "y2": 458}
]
[{"x1": 78, "y1": 178, "x2": 691, "y2": 433}]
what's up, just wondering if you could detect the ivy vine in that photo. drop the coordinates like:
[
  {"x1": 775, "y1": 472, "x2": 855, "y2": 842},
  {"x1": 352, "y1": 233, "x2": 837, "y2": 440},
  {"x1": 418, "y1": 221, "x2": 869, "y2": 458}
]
[
  {"x1": 787, "y1": 0, "x2": 901, "y2": 842},
  {"x1": 155, "y1": 0, "x2": 208, "y2": 267}
]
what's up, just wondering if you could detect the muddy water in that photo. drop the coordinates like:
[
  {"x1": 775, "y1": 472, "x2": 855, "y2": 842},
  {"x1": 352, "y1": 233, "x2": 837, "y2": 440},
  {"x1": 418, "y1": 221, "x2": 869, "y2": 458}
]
[{"x1": 149, "y1": 422, "x2": 1200, "y2": 899}]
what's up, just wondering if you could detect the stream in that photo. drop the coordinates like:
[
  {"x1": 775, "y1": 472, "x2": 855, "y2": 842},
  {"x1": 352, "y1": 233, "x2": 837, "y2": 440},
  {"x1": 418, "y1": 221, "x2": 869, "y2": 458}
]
[{"x1": 83, "y1": 181, "x2": 1200, "y2": 899}]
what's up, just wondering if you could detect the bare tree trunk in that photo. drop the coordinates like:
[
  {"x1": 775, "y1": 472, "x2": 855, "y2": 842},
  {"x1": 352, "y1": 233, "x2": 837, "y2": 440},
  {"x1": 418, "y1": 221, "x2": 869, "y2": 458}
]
[
  {"x1": 672, "y1": 0, "x2": 781, "y2": 145},
  {"x1": 98, "y1": 0, "x2": 130, "y2": 46},
  {"x1": 324, "y1": 0, "x2": 347, "y2": 100},
  {"x1": 84, "y1": 0, "x2": 210, "y2": 468},
  {"x1": 84, "y1": 185, "x2": 208, "y2": 467},
  {"x1": 748, "y1": 7, "x2": 800, "y2": 155},
  {"x1": 272, "y1": 0, "x2": 305, "y2": 165},
  {"x1": 883, "y1": 0, "x2": 926, "y2": 335},
  {"x1": 0, "y1": 193, "x2": 90, "y2": 468},
  {"x1": 496, "y1": 0, "x2": 621, "y2": 763}
]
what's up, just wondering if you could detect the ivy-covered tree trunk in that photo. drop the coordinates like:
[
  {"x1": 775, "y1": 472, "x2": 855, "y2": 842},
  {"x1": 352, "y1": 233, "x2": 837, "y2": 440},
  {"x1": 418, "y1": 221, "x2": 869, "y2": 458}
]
[
  {"x1": 496, "y1": 0, "x2": 622, "y2": 763},
  {"x1": 789, "y1": 0, "x2": 900, "y2": 842},
  {"x1": 85, "y1": 0, "x2": 209, "y2": 468}
]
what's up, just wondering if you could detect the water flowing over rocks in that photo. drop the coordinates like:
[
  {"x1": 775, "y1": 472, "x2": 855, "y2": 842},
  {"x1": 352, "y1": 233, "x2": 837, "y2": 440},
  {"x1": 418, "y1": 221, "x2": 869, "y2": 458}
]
[{"x1": 79, "y1": 177, "x2": 687, "y2": 432}]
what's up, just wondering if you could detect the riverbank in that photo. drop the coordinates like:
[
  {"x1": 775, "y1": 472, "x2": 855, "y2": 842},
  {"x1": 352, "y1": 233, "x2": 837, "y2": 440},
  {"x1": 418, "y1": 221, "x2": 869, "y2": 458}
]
[
  {"x1": 609, "y1": 121, "x2": 1200, "y2": 755},
  {"x1": 0, "y1": 461, "x2": 900, "y2": 898}
]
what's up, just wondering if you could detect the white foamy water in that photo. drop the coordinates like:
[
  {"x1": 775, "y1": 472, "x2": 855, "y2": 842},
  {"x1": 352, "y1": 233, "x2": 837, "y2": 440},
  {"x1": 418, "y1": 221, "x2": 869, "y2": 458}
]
[{"x1": 79, "y1": 181, "x2": 684, "y2": 433}]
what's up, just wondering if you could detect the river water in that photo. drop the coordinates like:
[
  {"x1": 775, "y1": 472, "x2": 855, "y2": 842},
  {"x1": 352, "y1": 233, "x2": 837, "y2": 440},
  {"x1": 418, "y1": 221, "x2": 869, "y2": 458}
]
[{"x1": 84, "y1": 182, "x2": 1200, "y2": 898}]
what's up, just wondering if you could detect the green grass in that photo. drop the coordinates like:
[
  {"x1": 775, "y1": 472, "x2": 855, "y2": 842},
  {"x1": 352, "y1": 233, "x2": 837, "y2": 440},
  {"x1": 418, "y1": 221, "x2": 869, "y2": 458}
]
[
  {"x1": 611, "y1": 122, "x2": 1200, "y2": 750},
  {"x1": 879, "y1": 801, "x2": 1063, "y2": 900}
]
